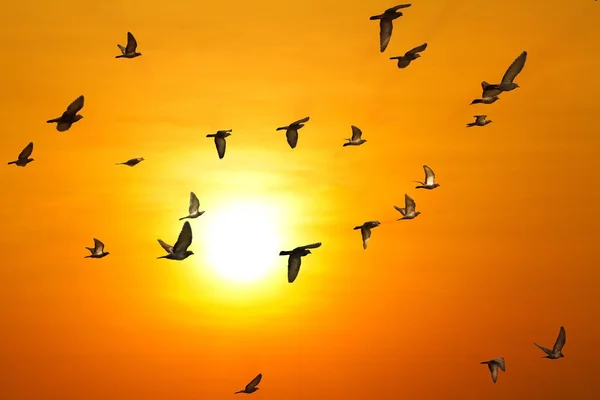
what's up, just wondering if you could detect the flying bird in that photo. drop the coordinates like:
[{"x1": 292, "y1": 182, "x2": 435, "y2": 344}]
[
  {"x1": 116, "y1": 32, "x2": 142, "y2": 59},
  {"x1": 394, "y1": 194, "x2": 421, "y2": 220},
  {"x1": 414, "y1": 165, "x2": 440, "y2": 190},
  {"x1": 7, "y1": 142, "x2": 34, "y2": 167},
  {"x1": 466, "y1": 115, "x2": 492, "y2": 127},
  {"x1": 276, "y1": 117, "x2": 310, "y2": 149},
  {"x1": 389, "y1": 43, "x2": 427, "y2": 68},
  {"x1": 534, "y1": 326, "x2": 566, "y2": 359},
  {"x1": 480, "y1": 358, "x2": 506, "y2": 383},
  {"x1": 279, "y1": 242, "x2": 322, "y2": 283},
  {"x1": 481, "y1": 51, "x2": 527, "y2": 93},
  {"x1": 179, "y1": 192, "x2": 205, "y2": 220},
  {"x1": 206, "y1": 129, "x2": 232, "y2": 159},
  {"x1": 84, "y1": 238, "x2": 110, "y2": 259},
  {"x1": 46, "y1": 95, "x2": 84, "y2": 132},
  {"x1": 353, "y1": 221, "x2": 381, "y2": 250},
  {"x1": 369, "y1": 4, "x2": 412, "y2": 53},
  {"x1": 343, "y1": 125, "x2": 367, "y2": 147},
  {"x1": 157, "y1": 221, "x2": 194, "y2": 260},
  {"x1": 470, "y1": 96, "x2": 499, "y2": 105},
  {"x1": 234, "y1": 373, "x2": 262, "y2": 395},
  {"x1": 116, "y1": 157, "x2": 144, "y2": 167}
]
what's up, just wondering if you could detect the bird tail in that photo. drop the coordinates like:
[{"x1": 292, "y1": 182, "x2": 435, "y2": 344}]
[
  {"x1": 115, "y1": 55, "x2": 125, "y2": 58},
  {"x1": 179, "y1": 216, "x2": 188, "y2": 221},
  {"x1": 46, "y1": 118, "x2": 60, "y2": 123},
  {"x1": 466, "y1": 123, "x2": 476, "y2": 127},
  {"x1": 157, "y1": 255, "x2": 168, "y2": 259},
  {"x1": 470, "y1": 99, "x2": 482, "y2": 105},
  {"x1": 480, "y1": 361, "x2": 490, "y2": 365},
  {"x1": 276, "y1": 126, "x2": 288, "y2": 131},
  {"x1": 7, "y1": 161, "x2": 16, "y2": 165},
  {"x1": 84, "y1": 255, "x2": 93, "y2": 258},
  {"x1": 415, "y1": 185, "x2": 425, "y2": 189},
  {"x1": 389, "y1": 56, "x2": 401, "y2": 60},
  {"x1": 369, "y1": 14, "x2": 383, "y2": 20},
  {"x1": 279, "y1": 251, "x2": 292, "y2": 256},
  {"x1": 353, "y1": 226, "x2": 362, "y2": 230},
  {"x1": 234, "y1": 391, "x2": 244, "y2": 394},
  {"x1": 342, "y1": 143, "x2": 351, "y2": 147},
  {"x1": 206, "y1": 134, "x2": 216, "y2": 137}
]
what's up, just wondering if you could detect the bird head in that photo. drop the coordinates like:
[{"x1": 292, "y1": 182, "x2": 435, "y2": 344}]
[
  {"x1": 224, "y1": 132, "x2": 232, "y2": 138},
  {"x1": 74, "y1": 115, "x2": 84, "y2": 121},
  {"x1": 514, "y1": 84, "x2": 520, "y2": 89},
  {"x1": 414, "y1": 54, "x2": 421, "y2": 58},
  {"x1": 415, "y1": 212, "x2": 422, "y2": 217},
  {"x1": 559, "y1": 353, "x2": 565, "y2": 358},
  {"x1": 140, "y1": 157, "x2": 145, "y2": 161},
  {"x1": 104, "y1": 252, "x2": 111, "y2": 256},
  {"x1": 434, "y1": 183, "x2": 440, "y2": 188},
  {"x1": 137, "y1": 52, "x2": 143, "y2": 56},
  {"x1": 305, "y1": 250, "x2": 312, "y2": 255},
  {"x1": 488, "y1": 120, "x2": 493, "y2": 124}
]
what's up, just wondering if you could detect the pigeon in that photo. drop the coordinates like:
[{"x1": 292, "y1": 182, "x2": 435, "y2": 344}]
[
  {"x1": 116, "y1": 157, "x2": 145, "y2": 167},
  {"x1": 279, "y1": 242, "x2": 322, "y2": 283},
  {"x1": 276, "y1": 117, "x2": 310, "y2": 149},
  {"x1": 179, "y1": 192, "x2": 205, "y2": 220},
  {"x1": 206, "y1": 129, "x2": 232, "y2": 159},
  {"x1": 394, "y1": 194, "x2": 421, "y2": 220},
  {"x1": 234, "y1": 373, "x2": 262, "y2": 395},
  {"x1": 116, "y1": 32, "x2": 142, "y2": 59},
  {"x1": 480, "y1": 358, "x2": 506, "y2": 383},
  {"x1": 353, "y1": 221, "x2": 381, "y2": 250},
  {"x1": 470, "y1": 96, "x2": 499, "y2": 105},
  {"x1": 534, "y1": 326, "x2": 566, "y2": 359},
  {"x1": 7, "y1": 142, "x2": 34, "y2": 167},
  {"x1": 481, "y1": 51, "x2": 527, "y2": 93},
  {"x1": 414, "y1": 165, "x2": 440, "y2": 190},
  {"x1": 157, "y1": 221, "x2": 194, "y2": 260},
  {"x1": 369, "y1": 4, "x2": 412, "y2": 53},
  {"x1": 343, "y1": 125, "x2": 367, "y2": 147},
  {"x1": 84, "y1": 238, "x2": 110, "y2": 259},
  {"x1": 389, "y1": 43, "x2": 427, "y2": 68},
  {"x1": 466, "y1": 115, "x2": 492, "y2": 127},
  {"x1": 46, "y1": 95, "x2": 84, "y2": 132}
]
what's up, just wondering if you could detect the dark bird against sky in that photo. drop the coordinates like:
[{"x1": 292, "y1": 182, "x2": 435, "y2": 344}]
[
  {"x1": 369, "y1": 4, "x2": 412, "y2": 53},
  {"x1": 7, "y1": 142, "x2": 34, "y2": 167},
  {"x1": 46, "y1": 95, "x2": 84, "y2": 132}
]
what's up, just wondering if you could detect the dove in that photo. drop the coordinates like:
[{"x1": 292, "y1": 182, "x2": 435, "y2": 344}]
[
  {"x1": 206, "y1": 129, "x2": 232, "y2": 159},
  {"x1": 470, "y1": 96, "x2": 499, "y2": 105},
  {"x1": 480, "y1": 358, "x2": 506, "y2": 383},
  {"x1": 353, "y1": 221, "x2": 381, "y2": 250},
  {"x1": 157, "y1": 221, "x2": 194, "y2": 260},
  {"x1": 466, "y1": 115, "x2": 492, "y2": 127},
  {"x1": 116, "y1": 157, "x2": 145, "y2": 167},
  {"x1": 343, "y1": 125, "x2": 367, "y2": 147},
  {"x1": 394, "y1": 194, "x2": 421, "y2": 220},
  {"x1": 84, "y1": 238, "x2": 110, "y2": 259},
  {"x1": 534, "y1": 326, "x2": 566, "y2": 359},
  {"x1": 7, "y1": 142, "x2": 34, "y2": 167},
  {"x1": 389, "y1": 43, "x2": 427, "y2": 68},
  {"x1": 370, "y1": 4, "x2": 412, "y2": 53},
  {"x1": 279, "y1": 242, "x2": 322, "y2": 283},
  {"x1": 234, "y1": 373, "x2": 262, "y2": 395},
  {"x1": 116, "y1": 32, "x2": 142, "y2": 59},
  {"x1": 179, "y1": 192, "x2": 205, "y2": 220},
  {"x1": 481, "y1": 51, "x2": 527, "y2": 93},
  {"x1": 46, "y1": 95, "x2": 84, "y2": 132},
  {"x1": 414, "y1": 165, "x2": 440, "y2": 190},
  {"x1": 276, "y1": 117, "x2": 310, "y2": 149}
]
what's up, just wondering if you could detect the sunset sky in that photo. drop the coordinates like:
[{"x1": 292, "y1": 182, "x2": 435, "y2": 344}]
[{"x1": 1, "y1": 0, "x2": 599, "y2": 398}]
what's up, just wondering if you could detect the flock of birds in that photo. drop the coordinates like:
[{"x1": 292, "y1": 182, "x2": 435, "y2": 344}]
[{"x1": 6, "y1": 2, "x2": 571, "y2": 393}]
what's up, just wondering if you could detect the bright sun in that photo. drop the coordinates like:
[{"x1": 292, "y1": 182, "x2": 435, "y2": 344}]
[{"x1": 201, "y1": 200, "x2": 284, "y2": 284}]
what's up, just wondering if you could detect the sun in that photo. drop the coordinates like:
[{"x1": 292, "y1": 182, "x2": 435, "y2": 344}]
[{"x1": 201, "y1": 199, "x2": 284, "y2": 284}]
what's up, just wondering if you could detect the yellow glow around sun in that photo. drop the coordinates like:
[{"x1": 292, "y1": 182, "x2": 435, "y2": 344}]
[{"x1": 201, "y1": 199, "x2": 284, "y2": 284}]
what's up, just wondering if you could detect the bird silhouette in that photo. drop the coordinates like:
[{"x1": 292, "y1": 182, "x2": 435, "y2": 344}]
[
  {"x1": 389, "y1": 43, "x2": 427, "y2": 68},
  {"x1": 276, "y1": 117, "x2": 310, "y2": 149},
  {"x1": 234, "y1": 373, "x2": 262, "y2": 394},
  {"x1": 466, "y1": 115, "x2": 492, "y2": 127},
  {"x1": 84, "y1": 239, "x2": 110, "y2": 259},
  {"x1": 414, "y1": 165, "x2": 440, "y2": 190},
  {"x1": 116, "y1": 32, "x2": 142, "y2": 59},
  {"x1": 353, "y1": 221, "x2": 381, "y2": 249},
  {"x1": 534, "y1": 326, "x2": 566, "y2": 359},
  {"x1": 46, "y1": 95, "x2": 84, "y2": 132},
  {"x1": 179, "y1": 192, "x2": 205, "y2": 220},
  {"x1": 481, "y1": 51, "x2": 527, "y2": 93},
  {"x1": 116, "y1": 157, "x2": 145, "y2": 167},
  {"x1": 7, "y1": 142, "x2": 34, "y2": 167},
  {"x1": 206, "y1": 129, "x2": 232, "y2": 159},
  {"x1": 343, "y1": 125, "x2": 367, "y2": 147},
  {"x1": 279, "y1": 242, "x2": 322, "y2": 283},
  {"x1": 369, "y1": 4, "x2": 412, "y2": 52},
  {"x1": 157, "y1": 221, "x2": 194, "y2": 260},
  {"x1": 480, "y1": 358, "x2": 506, "y2": 383},
  {"x1": 394, "y1": 194, "x2": 421, "y2": 220}
]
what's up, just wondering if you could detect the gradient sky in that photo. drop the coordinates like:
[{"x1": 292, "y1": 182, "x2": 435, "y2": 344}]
[{"x1": 1, "y1": 0, "x2": 599, "y2": 399}]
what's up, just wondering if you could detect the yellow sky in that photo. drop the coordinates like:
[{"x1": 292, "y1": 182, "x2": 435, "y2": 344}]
[{"x1": 1, "y1": 0, "x2": 599, "y2": 398}]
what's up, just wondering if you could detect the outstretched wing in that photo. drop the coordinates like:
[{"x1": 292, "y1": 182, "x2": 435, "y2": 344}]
[
  {"x1": 173, "y1": 221, "x2": 193, "y2": 253},
  {"x1": 388, "y1": 4, "x2": 412, "y2": 12},
  {"x1": 65, "y1": 95, "x2": 84, "y2": 115},
  {"x1": 494, "y1": 358, "x2": 506, "y2": 372},
  {"x1": 501, "y1": 51, "x2": 527, "y2": 84},
  {"x1": 553, "y1": 326, "x2": 566, "y2": 353},
  {"x1": 405, "y1": 194, "x2": 416, "y2": 213},
  {"x1": 394, "y1": 205, "x2": 406, "y2": 216},
  {"x1": 298, "y1": 242, "x2": 322, "y2": 251},
  {"x1": 379, "y1": 19, "x2": 393, "y2": 52},
  {"x1": 126, "y1": 32, "x2": 138, "y2": 53},
  {"x1": 286, "y1": 129, "x2": 299, "y2": 149},
  {"x1": 93, "y1": 238, "x2": 105, "y2": 253},
  {"x1": 361, "y1": 227, "x2": 371, "y2": 250},
  {"x1": 350, "y1": 125, "x2": 362, "y2": 141},
  {"x1": 18, "y1": 142, "x2": 34, "y2": 160},
  {"x1": 246, "y1": 373, "x2": 262, "y2": 391},
  {"x1": 406, "y1": 42, "x2": 427, "y2": 56},
  {"x1": 189, "y1": 192, "x2": 200, "y2": 214},
  {"x1": 488, "y1": 363, "x2": 498, "y2": 383},
  {"x1": 423, "y1": 165, "x2": 435, "y2": 185},
  {"x1": 534, "y1": 342, "x2": 552, "y2": 356},
  {"x1": 287, "y1": 255, "x2": 302, "y2": 283},
  {"x1": 291, "y1": 116, "x2": 310, "y2": 126},
  {"x1": 157, "y1": 239, "x2": 173, "y2": 254},
  {"x1": 215, "y1": 137, "x2": 227, "y2": 159}
]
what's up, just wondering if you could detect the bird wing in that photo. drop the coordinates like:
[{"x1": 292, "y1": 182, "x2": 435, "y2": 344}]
[
  {"x1": 286, "y1": 129, "x2": 299, "y2": 149},
  {"x1": 18, "y1": 142, "x2": 34, "y2": 160},
  {"x1": 405, "y1": 194, "x2": 416, "y2": 213},
  {"x1": 217, "y1": 129, "x2": 233, "y2": 134},
  {"x1": 65, "y1": 95, "x2": 84, "y2": 115},
  {"x1": 501, "y1": 51, "x2": 527, "y2": 84},
  {"x1": 388, "y1": 4, "x2": 412, "y2": 12},
  {"x1": 350, "y1": 125, "x2": 362, "y2": 141},
  {"x1": 534, "y1": 342, "x2": 552, "y2": 356},
  {"x1": 553, "y1": 326, "x2": 566, "y2": 353},
  {"x1": 157, "y1": 239, "x2": 173, "y2": 254},
  {"x1": 423, "y1": 165, "x2": 435, "y2": 185},
  {"x1": 215, "y1": 137, "x2": 227, "y2": 159},
  {"x1": 189, "y1": 192, "x2": 200, "y2": 214},
  {"x1": 394, "y1": 205, "x2": 406, "y2": 216},
  {"x1": 172, "y1": 221, "x2": 193, "y2": 253},
  {"x1": 287, "y1": 255, "x2": 302, "y2": 283},
  {"x1": 488, "y1": 363, "x2": 498, "y2": 383},
  {"x1": 291, "y1": 116, "x2": 310, "y2": 126},
  {"x1": 406, "y1": 42, "x2": 427, "y2": 56},
  {"x1": 361, "y1": 226, "x2": 371, "y2": 249},
  {"x1": 494, "y1": 358, "x2": 506, "y2": 372},
  {"x1": 298, "y1": 242, "x2": 322, "y2": 251},
  {"x1": 379, "y1": 19, "x2": 393, "y2": 52},
  {"x1": 126, "y1": 32, "x2": 138, "y2": 53},
  {"x1": 246, "y1": 373, "x2": 262, "y2": 391},
  {"x1": 93, "y1": 238, "x2": 105, "y2": 253}
]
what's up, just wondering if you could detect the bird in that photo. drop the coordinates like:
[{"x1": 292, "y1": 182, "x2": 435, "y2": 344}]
[
  {"x1": 343, "y1": 125, "x2": 367, "y2": 147},
  {"x1": 394, "y1": 194, "x2": 421, "y2": 220},
  {"x1": 116, "y1": 157, "x2": 145, "y2": 167},
  {"x1": 7, "y1": 142, "x2": 34, "y2": 167},
  {"x1": 276, "y1": 117, "x2": 310, "y2": 149},
  {"x1": 84, "y1": 238, "x2": 110, "y2": 259},
  {"x1": 369, "y1": 4, "x2": 412, "y2": 53},
  {"x1": 480, "y1": 358, "x2": 506, "y2": 383},
  {"x1": 470, "y1": 96, "x2": 499, "y2": 105},
  {"x1": 353, "y1": 221, "x2": 381, "y2": 250},
  {"x1": 156, "y1": 221, "x2": 194, "y2": 260},
  {"x1": 414, "y1": 165, "x2": 440, "y2": 190},
  {"x1": 389, "y1": 43, "x2": 427, "y2": 68},
  {"x1": 179, "y1": 192, "x2": 205, "y2": 220},
  {"x1": 46, "y1": 95, "x2": 84, "y2": 132},
  {"x1": 234, "y1": 373, "x2": 262, "y2": 395},
  {"x1": 279, "y1": 242, "x2": 322, "y2": 283},
  {"x1": 116, "y1": 32, "x2": 142, "y2": 59},
  {"x1": 534, "y1": 326, "x2": 566, "y2": 359},
  {"x1": 481, "y1": 51, "x2": 527, "y2": 94},
  {"x1": 206, "y1": 129, "x2": 232, "y2": 159},
  {"x1": 466, "y1": 115, "x2": 492, "y2": 127}
]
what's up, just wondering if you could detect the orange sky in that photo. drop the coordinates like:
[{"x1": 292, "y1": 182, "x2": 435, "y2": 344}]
[{"x1": 1, "y1": 0, "x2": 599, "y2": 398}]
